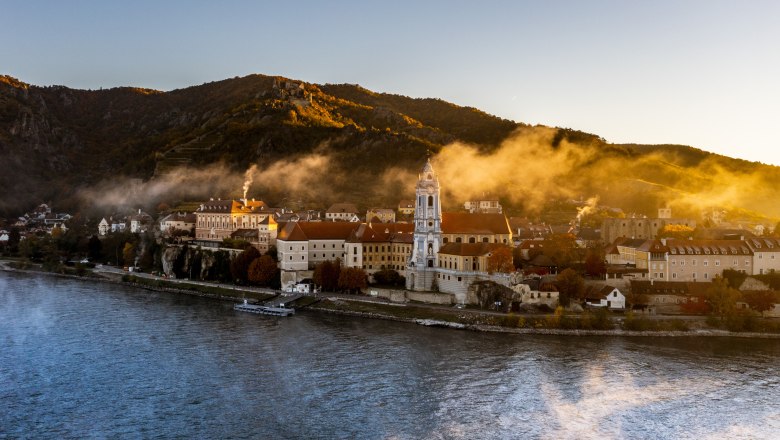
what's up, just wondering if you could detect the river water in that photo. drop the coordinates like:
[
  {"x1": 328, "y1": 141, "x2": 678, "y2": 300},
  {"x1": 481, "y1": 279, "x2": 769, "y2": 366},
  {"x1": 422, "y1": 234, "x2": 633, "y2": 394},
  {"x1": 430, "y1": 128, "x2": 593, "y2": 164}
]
[{"x1": 1, "y1": 272, "x2": 779, "y2": 439}]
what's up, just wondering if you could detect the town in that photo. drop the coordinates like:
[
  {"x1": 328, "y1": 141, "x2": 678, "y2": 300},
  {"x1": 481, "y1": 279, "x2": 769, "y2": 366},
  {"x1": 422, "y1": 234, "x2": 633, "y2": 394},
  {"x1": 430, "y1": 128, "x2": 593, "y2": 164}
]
[{"x1": 2, "y1": 158, "x2": 780, "y2": 327}]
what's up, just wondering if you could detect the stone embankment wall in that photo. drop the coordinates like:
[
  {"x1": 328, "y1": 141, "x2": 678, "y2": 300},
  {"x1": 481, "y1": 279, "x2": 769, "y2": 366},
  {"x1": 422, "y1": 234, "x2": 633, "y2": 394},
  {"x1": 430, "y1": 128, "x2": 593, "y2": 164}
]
[{"x1": 370, "y1": 287, "x2": 454, "y2": 305}]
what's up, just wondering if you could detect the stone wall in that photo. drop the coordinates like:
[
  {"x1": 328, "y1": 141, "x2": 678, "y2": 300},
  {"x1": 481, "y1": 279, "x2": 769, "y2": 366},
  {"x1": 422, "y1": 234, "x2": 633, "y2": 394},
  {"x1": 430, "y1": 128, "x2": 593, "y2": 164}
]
[{"x1": 368, "y1": 287, "x2": 454, "y2": 305}]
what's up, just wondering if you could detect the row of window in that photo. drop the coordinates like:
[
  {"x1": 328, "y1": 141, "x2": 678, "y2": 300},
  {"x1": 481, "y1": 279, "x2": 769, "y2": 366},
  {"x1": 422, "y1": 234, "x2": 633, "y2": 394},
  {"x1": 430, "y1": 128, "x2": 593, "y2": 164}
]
[{"x1": 670, "y1": 259, "x2": 748, "y2": 267}]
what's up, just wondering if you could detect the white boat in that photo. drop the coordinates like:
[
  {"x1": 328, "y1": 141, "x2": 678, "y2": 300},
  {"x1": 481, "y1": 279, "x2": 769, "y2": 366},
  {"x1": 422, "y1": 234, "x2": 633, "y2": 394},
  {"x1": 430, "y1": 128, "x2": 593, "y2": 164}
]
[{"x1": 234, "y1": 300, "x2": 295, "y2": 317}]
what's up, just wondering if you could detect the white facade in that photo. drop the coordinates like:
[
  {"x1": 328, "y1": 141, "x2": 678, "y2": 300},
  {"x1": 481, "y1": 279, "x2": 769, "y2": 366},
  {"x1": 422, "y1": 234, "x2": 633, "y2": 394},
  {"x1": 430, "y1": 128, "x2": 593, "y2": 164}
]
[
  {"x1": 407, "y1": 159, "x2": 443, "y2": 291},
  {"x1": 279, "y1": 240, "x2": 309, "y2": 271},
  {"x1": 98, "y1": 218, "x2": 109, "y2": 236},
  {"x1": 587, "y1": 287, "x2": 626, "y2": 310}
]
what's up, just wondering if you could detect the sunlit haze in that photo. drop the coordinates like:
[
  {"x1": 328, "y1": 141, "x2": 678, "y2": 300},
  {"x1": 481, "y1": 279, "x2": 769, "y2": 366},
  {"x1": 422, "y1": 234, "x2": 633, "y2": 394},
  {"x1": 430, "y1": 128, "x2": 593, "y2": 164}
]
[{"x1": 3, "y1": 1, "x2": 779, "y2": 165}]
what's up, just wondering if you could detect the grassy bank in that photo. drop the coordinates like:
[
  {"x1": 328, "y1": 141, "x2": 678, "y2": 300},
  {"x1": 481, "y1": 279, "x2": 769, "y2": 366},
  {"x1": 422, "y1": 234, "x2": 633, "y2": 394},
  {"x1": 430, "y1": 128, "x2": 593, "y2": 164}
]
[{"x1": 311, "y1": 298, "x2": 780, "y2": 334}]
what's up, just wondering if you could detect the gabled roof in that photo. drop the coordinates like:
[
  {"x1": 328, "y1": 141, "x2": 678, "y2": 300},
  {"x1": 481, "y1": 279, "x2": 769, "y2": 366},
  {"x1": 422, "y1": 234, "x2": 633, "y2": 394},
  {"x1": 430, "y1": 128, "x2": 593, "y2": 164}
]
[
  {"x1": 398, "y1": 200, "x2": 415, "y2": 209},
  {"x1": 442, "y1": 212, "x2": 511, "y2": 235},
  {"x1": 637, "y1": 239, "x2": 669, "y2": 253}
]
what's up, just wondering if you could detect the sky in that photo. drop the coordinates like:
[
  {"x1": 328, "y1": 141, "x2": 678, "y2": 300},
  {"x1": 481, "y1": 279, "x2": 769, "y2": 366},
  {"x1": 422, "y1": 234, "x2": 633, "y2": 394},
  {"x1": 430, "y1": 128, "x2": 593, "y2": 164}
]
[{"x1": 3, "y1": 1, "x2": 779, "y2": 165}]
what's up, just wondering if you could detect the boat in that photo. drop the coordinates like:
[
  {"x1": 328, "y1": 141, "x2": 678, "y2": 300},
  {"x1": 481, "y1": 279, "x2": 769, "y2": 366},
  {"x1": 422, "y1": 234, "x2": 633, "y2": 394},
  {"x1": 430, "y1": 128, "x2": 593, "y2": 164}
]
[{"x1": 234, "y1": 299, "x2": 295, "y2": 317}]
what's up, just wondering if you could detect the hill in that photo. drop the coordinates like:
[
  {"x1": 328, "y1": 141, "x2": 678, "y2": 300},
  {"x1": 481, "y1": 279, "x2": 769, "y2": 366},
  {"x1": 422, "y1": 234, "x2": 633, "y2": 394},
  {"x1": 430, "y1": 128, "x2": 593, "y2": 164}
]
[{"x1": 1, "y1": 73, "x2": 778, "y2": 222}]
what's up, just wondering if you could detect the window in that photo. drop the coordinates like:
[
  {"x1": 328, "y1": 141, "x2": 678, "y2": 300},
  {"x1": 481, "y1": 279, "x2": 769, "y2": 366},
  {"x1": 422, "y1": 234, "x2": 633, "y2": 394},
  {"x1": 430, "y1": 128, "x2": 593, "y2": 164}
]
[
  {"x1": 469, "y1": 237, "x2": 476, "y2": 243},
  {"x1": 715, "y1": 261, "x2": 720, "y2": 266},
  {"x1": 703, "y1": 261, "x2": 708, "y2": 266},
  {"x1": 672, "y1": 273, "x2": 677, "y2": 279},
  {"x1": 428, "y1": 196, "x2": 433, "y2": 207}
]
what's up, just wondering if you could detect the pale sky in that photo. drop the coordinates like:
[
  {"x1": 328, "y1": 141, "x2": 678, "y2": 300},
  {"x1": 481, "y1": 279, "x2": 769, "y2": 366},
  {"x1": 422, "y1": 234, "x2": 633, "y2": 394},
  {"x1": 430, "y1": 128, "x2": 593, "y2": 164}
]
[{"x1": 3, "y1": 1, "x2": 779, "y2": 165}]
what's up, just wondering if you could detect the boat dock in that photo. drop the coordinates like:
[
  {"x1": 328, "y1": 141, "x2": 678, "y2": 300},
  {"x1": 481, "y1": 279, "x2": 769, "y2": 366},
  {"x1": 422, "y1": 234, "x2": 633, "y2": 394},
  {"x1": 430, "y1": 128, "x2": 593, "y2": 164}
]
[{"x1": 234, "y1": 301, "x2": 295, "y2": 317}]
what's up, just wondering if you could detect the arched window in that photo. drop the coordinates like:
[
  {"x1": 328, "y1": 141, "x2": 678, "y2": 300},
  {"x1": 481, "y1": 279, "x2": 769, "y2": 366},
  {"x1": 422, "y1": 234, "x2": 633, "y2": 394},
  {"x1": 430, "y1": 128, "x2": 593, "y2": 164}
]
[
  {"x1": 428, "y1": 196, "x2": 433, "y2": 207},
  {"x1": 469, "y1": 237, "x2": 476, "y2": 243}
]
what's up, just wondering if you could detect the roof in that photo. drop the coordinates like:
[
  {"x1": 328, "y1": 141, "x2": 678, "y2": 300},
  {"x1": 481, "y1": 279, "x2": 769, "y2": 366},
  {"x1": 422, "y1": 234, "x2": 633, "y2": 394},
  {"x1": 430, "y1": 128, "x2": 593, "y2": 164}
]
[
  {"x1": 438, "y1": 242, "x2": 507, "y2": 257},
  {"x1": 161, "y1": 212, "x2": 196, "y2": 223},
  {"x1": 441, "y1": 212, "x2": 512, "y2": 235},
  {"x1": 347, "y1": 222, "x2": 414, "y2": 244},
  {"x1": 398, "y1": 200, "x2": 415, "y2": 209},
  {"x1": 665, "y1": 239, "x2": 752, "y2": 256},
  {"x1": 326, "y1": 203, "x2": 359, "y2": 214},
  {"x1": 615, "y1": 238, "x2": 648, "y2": 248},
  {"x1": 744, "y1": 238, "x2": 780, "y2": 253},
  {"x1": 278, "y1": 221, "x2": 359, "y2": 241},
  {"x1": 637, "y1": 239, "x2": 669, "y2": 253},
  {"x1": 197, "y1": 199, "x2": 268, "y2": 214},
  {"x1": 586, "y1": 285, "x2": 622, "y2": 301},
  {"x1": 231, "y1": 229, "x2": 259, "y2": 239}
]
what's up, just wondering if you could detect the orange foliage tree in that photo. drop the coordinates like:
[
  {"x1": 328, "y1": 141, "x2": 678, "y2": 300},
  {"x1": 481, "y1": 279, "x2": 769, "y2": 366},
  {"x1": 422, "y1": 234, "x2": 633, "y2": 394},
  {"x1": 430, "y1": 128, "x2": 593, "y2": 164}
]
[{"x1": 487, "y1": 246, "x2": 514, "y2": 274}]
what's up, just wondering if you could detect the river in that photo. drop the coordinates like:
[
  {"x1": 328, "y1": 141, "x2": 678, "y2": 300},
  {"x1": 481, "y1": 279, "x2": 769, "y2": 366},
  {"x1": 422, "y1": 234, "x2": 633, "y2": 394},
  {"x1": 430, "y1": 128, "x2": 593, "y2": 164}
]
[{"x1": 1, "y1": 272, "x2": 779, "y2": 439}]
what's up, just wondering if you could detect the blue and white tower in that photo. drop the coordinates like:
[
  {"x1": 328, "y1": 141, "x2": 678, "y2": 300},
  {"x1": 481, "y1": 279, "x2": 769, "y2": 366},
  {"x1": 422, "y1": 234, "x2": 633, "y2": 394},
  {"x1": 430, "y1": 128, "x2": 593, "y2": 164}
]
[{"x1": 407, "y1": 158, "x2": 442, "y2": 291}]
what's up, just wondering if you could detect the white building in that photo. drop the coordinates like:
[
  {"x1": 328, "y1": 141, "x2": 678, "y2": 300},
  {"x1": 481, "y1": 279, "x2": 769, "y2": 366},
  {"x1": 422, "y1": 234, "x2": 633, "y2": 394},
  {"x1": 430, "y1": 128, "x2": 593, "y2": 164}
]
[{"x1": 586, "y1": 286, "x2": 626, "y2": 310}]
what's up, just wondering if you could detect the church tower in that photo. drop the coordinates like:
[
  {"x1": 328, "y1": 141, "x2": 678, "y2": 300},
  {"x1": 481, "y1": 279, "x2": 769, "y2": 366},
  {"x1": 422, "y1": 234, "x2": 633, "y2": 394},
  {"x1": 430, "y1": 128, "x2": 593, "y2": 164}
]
[{"x1": 407, "y1": 158, "x2": 442, "y2": 291}]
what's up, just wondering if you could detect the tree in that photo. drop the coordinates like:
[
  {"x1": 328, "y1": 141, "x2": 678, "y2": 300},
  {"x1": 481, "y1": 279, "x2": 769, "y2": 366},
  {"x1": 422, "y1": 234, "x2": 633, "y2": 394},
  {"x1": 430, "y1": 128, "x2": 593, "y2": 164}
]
[
  {"x1": 545, "y1": 233, "x2": 579, "y2": 269},
  {"x1": 373, "y1": 269, "x2": 402, "y2": 286},
  {"x1": 122, "y1": 242, "x2": 136, "y2": 267},
  {"x1": 584, "y1": 246, "x2": 606, "y2": 277},
  {"x1": 743, "y1": 290, "x2": 777, "y2": 316},
  {"x1": 313, "y1": 259, "x2": 341, "y2": 291},
  {"x1": 248, "y1": 255, "x2": 278, "y2": 286},
  {"x1": 706, "y1": 276, "x2": 740, "y2": 321},
  {"x1": 87, "y1": 235, "x2": 102, "y2": 261},
  {"x1": 487, "y1": 246, "x2": 514, "y2": 274},
  {"x1": 338, "y1": 267, "x2": 368, "y2": 294},
  {"x1": 230, "y1": 246, "x2": 261, "y2": 284},
  {"x1": 657, "y1": 224, "x2": 695, "y2": 240},
  {"x1": 8, "y1": 228, "x2": 21, "y2": 254},
  {"x1": 556, "y1": 268, "x2": 585, "y2": 307}
]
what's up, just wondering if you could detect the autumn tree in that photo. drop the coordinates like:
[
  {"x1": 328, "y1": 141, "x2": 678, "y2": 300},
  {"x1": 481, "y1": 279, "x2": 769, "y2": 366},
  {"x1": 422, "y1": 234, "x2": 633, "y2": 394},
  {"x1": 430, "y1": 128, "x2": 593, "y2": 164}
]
[
  {"x1": 247, "y1": 255, "x2": 279, "y2": 287},
  {"x1": 314, "y1": 259, "x2": 341, "y2": 292},
  {"x1": 657, "y1": 224, "x2": 695, "y2": 240},
  {"x1": 706, "y1": 276, "x2": 740, "y2": 321},
  {"x1": 487, "y1": 246, "x2": 514, "y2": 274},
  {"x1": 584, "y1": 245, "x2": 606, "y2": 277},
  {"x1": 338, "y1": 267, "x2": 368, "y2": 294},
  {"x1": 556, "y1": 268, "x2": 585, "y2": 307},
  {"x1": 545, "y1": 233, "x2": 579, "y2": 269},
  {"x1": 122, "y1": 242, "x2": 136, "y2": 267},
  {"x1": 230, "y1": 246, "x2": 261, "y2": 284},
  {"x1": 743, "y1": 290, "x2": 777, "y2": 317}
]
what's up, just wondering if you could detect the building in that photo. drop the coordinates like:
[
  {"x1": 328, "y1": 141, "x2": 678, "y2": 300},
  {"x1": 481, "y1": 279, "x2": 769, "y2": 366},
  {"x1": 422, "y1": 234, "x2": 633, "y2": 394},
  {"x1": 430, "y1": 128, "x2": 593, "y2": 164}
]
[
  {"x1": 435, "y1": 242, "x2": 511, "y2": 297},
  {"x1": 666, "y1": 239, "x2": 753, "y2": 281},
  {"x1": 129, "y1": 209, "x2": 153, "y2": 233},
  {"x1": 325, "y1": 203, "x2": 360, "y2": 222},
  {"x1": 366, "y1": 208, "x2": 396, "y2": 224},
  {"x1": 405, "y1": 159, "x2": 514, "y2": 301},
  {"x1": 98, "y1": 218, "x2": 109, "y2": 236},
  {"x1": 277, "y1": 221, "x2": 361, "y2": 288},
  {"x1": 743, "y1": 238, "x2": 780, "y2": 275},
  {"x1": 160, "y1": 212, "x2": 196, "y2": 234},
  {"x1": 344, "y1": 222, "x2": 414, "y2": 277},
  {"x1": 464, "y1": 198, "x2": 503, "y2": 214},
  {"x1": 601, "y1": 209, "x2": 696, "y2": 244},
  {"x1": 397, "y1": 200, "x2": 415, "y2": 216},
  {"x1": 585, "y1": 286, "x2": 626, "y2": 310},
  {"x1": 194, "y1": 199, "x2": 277, "y2": 252}
]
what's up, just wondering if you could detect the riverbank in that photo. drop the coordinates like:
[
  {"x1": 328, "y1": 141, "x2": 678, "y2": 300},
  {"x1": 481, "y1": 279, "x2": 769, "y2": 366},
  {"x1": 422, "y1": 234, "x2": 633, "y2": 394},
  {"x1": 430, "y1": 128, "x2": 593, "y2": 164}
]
[{"x1": 2, "y1": 261, "x2": 779, "y2": 338}]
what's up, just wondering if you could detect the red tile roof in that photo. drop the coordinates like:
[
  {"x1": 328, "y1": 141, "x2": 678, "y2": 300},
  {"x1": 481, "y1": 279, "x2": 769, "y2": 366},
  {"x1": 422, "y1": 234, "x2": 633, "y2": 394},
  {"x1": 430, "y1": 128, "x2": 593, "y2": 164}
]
[
  {"x1": 442, "y1": 212, "x2": 512, "y2": 235},
  {"x1": 278, "y1": 221, "x2": 359, "y2": 241}
]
